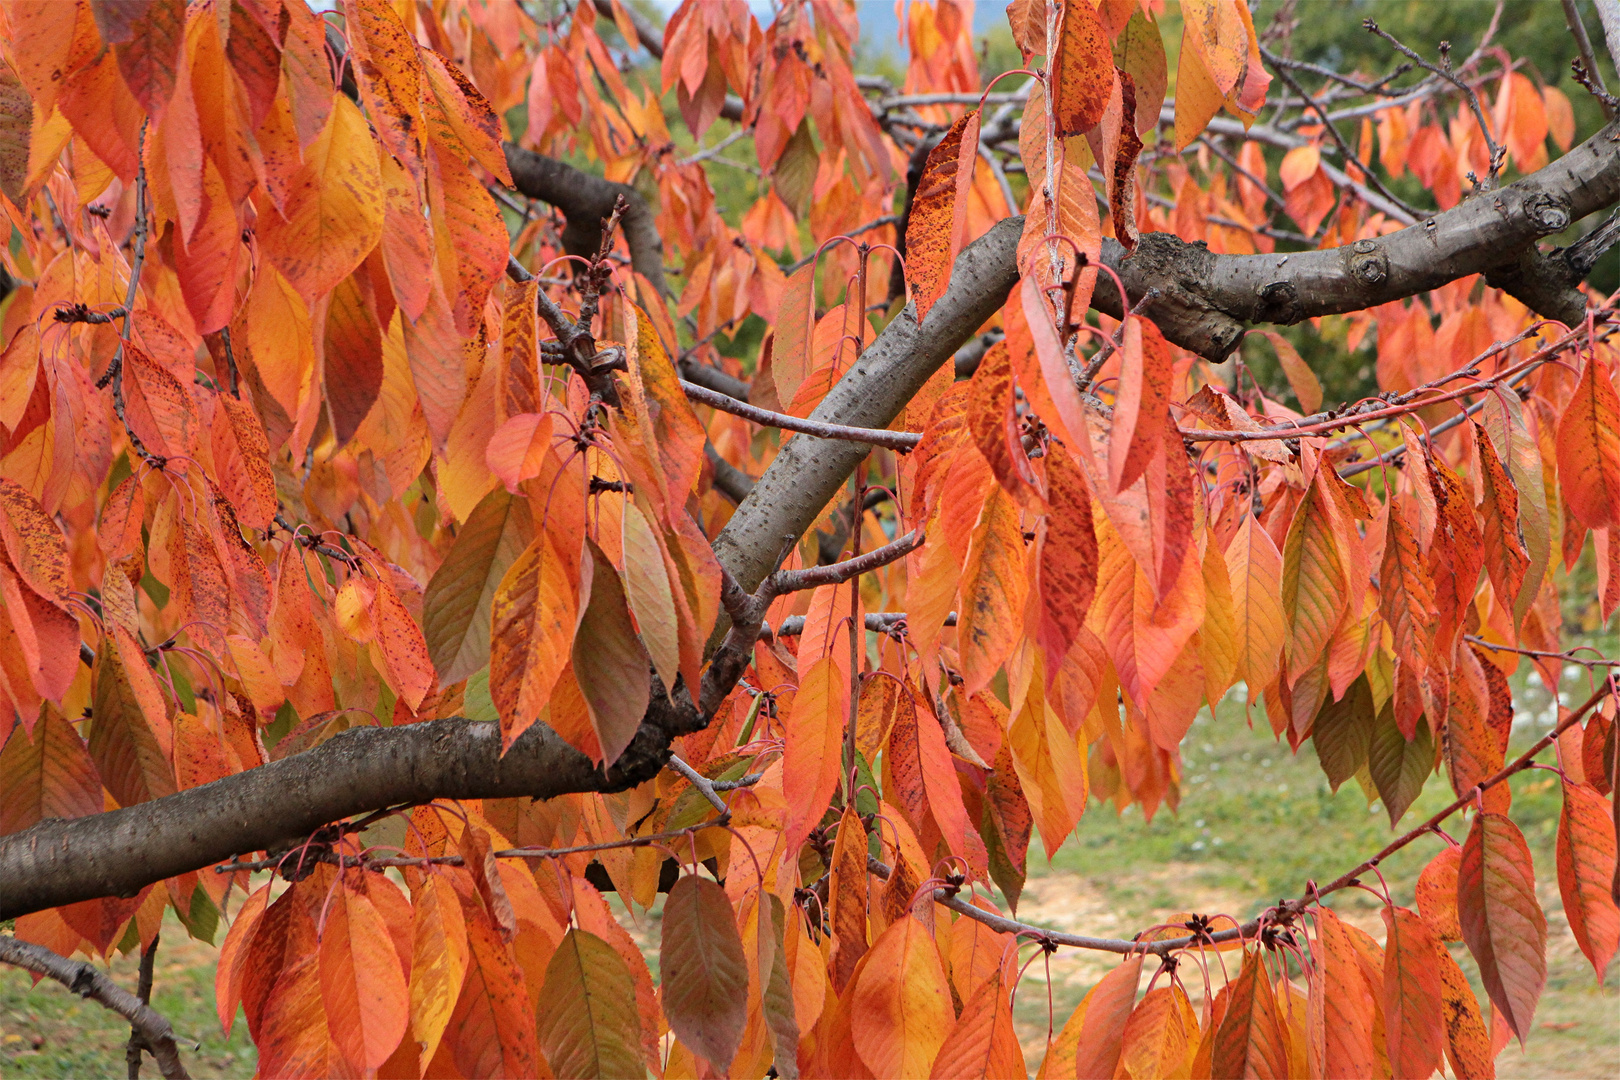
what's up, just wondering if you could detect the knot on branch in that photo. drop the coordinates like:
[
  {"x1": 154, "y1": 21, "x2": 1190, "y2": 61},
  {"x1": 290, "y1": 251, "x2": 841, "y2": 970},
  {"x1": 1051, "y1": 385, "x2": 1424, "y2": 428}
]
[
  {"x1": 1255, "y1": 280, "x2": 1303, "y2": 324},
  {"x1": 1347, "y1": 238, "x2": 1389, "y2": 284},
  {"x1": 1522, "y1": 192, "x2": 1572, "y2": 235}
]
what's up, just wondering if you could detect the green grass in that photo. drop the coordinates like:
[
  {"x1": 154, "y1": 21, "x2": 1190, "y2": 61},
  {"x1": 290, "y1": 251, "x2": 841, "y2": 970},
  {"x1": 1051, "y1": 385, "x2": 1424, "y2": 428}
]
[
  {"x1": 1004, "y1": 701, "x2": 1619, "y2": 1078},
  {"x1": 3, "y1": 691, "x2": 1614, "y2": 1078},
  {"x1": 0, "y1": 914, "x2": 256, "y2": 1079}
]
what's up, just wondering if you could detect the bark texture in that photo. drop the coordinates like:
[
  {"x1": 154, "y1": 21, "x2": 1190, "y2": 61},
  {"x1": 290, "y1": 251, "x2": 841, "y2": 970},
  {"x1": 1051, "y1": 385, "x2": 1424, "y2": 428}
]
[{"x1": 504, "y1": 143, "x2": 670, "y2": 297}]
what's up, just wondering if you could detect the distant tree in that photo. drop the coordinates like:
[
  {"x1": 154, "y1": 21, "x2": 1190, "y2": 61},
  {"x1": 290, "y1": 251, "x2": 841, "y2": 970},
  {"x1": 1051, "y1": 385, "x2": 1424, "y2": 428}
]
[{"x1": 0, "y1": 1, "x2": 1617, "y2": 1077}]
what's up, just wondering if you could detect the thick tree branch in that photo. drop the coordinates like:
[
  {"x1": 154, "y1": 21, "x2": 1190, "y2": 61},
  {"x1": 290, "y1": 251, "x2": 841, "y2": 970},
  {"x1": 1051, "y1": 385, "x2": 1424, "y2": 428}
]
[
  {"x1": 713, "y1": 217, "x2": 1025, "y2": 592},
  {"x1": 0, "y1": 699, "x2": 701, "y2": 919},
  {"x1": 503, "y1": 143, "x2": 669, "y2": 297},
  {"x1": 0, "y1": 936, "x2": 189, "y2": 1079}
]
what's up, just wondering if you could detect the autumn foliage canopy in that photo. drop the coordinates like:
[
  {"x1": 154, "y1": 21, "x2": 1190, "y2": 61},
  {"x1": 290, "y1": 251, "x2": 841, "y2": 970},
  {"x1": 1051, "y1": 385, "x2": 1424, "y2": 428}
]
[{"x1": 0, "y1": 0, "x2": 1618, "y2": 1077}]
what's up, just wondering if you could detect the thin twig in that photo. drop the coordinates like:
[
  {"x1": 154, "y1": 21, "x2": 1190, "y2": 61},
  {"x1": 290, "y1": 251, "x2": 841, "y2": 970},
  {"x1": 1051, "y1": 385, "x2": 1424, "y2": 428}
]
[
  {"x1": 766, "y1": 529, "x2": 924, "y2": 595},
  {"x1": 1262, "y1": 47, "x2": 1425, "y2": 220},
  {"x1": 1363, "y1": 18, "x2": 1503, "y2": 178},
  {"x1": 0, "y1": 937, "x2": 189, "y2": 1080},
  {"x1": 665, "y1": 754, "x2": 730, "y2": 816},
  {"x1": 680, "y1": 379, "x2": 922, "y2": 451},
  {"x1": 866, "y1": 679, "x2": 1611, "y2": 958},
  {"x1": 1564, "y1": 0, "x2": 1618, "y2": 120},
  {"x1": 126, "y1": 934, "x2": 159, "y2": 1080}
]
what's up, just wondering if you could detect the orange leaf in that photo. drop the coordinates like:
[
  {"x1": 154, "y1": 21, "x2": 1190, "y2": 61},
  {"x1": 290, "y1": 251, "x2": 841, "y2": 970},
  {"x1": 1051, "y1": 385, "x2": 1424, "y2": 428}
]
[
  {"x1": 486, "y1": 412, "x2": 556, "y2": 493},
  {"x1": 906, "y1": 110, "x2": 978, "y2": 321},
  {"x1": 1556, "y1": 779, "x2": 1620, "y2": 983},
  {"x1": 770, "y1": 261, "x2": 816, "y2": 407},
  {"x1": 1052, "y1": 954, "x2": 1141, "y2": 1080},
  {"x1": 447, "y1": 897, "x2": 541, "y2": 1077},
  {"x1": 1213, "y1": 946, "x2": 1290, "y2": 1078},
  {"x1": 256, "y1": 95, "x2": 385, "y2": 303},
  {"x1": 1308, "y1": 908, "x2": 1379, "y2": 1079},
  {"x1": 1259, "y1": 330, "x2": 1322, "y2": 414},
  {"x1": 1224, "y1": 513, "x2": 1284, "y2": 698},
  {"x1": 620, "y1": 500, "x2": 681, "y2": 694},
  {"x1": 782, "y1": 655, "x2": 848, "y2": 855},
  {"x1": 1050, "y1": 0, "x2": 1112, "y2": 136},
  {"x1": 0, "y1": 702, "x2": 101, "y2": 835},
  {"x1": 928, "y1": 965, "x2": 1025, "y2": 1080},
  {"x1": 1108, "y1": 316, "x2": 1173, "y2": 494},
  {"x1": 408, "y1": 872, "x2": 470, "y2": 1071},
  {"x1": 318, "y1": 879, "x2": 409, "y2": 1071},
  {"x1": 1459, "y1": 813, "x2": 1547, "y2": 1043},
  {"x1": 829, "y1": 802, "x2": 870, "y2": 992},
  {"x1": 372, "y1": 573, "x2": 435, "y2": 713},
  {"x1": 1382, "y1": 904, "x2": 1445, "y2": 1080},
  {"x1": 902, "y1": 689, "x2": 975, "y2": 864},
  {"x1": 958, "y1": 486, "x2": 1028, "y2": 699},
  {"x1": 1117, "y1": 984, "x2": 1198, "y2": 1080},
  {"x1": 489, "y1": 530, "x2": 578, "y2": 750},
  {"x1": 1555, "y1": 350, "x2": 1620, "y2": 529},
  {"x1": 849, "y1": 914, "x2": 954, "y2": 1079},
  {"x1": 1433, "y1": 940, "x2": 1495, "y2": 1080},
  {"x1": 1416, "y1": 844, "x2": 1464, "y2": 942}
]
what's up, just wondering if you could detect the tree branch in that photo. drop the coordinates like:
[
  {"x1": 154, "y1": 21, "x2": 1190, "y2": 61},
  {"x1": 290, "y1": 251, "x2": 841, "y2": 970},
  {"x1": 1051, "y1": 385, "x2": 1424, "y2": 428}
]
[
  {"x1": 0, "y1": 936, "x2": 190, "y2": 1080},
  {"x1": 0, "y1": 702, "x2": 701, "y2": 919},
  {"x1": 503, "y1": 143, "x2": 669, "y2": 297}
]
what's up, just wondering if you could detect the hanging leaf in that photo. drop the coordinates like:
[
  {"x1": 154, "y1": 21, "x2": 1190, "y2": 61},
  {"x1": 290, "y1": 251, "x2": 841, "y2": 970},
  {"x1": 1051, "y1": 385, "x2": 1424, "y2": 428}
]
[
  {"x1": 849, "y1": 914, "x2": 954, "y2": 1079},
  {"x1": 1555, "y1": 350, "x2": 1620, "y2": 529},
  {"x1": 489, "y1": 530, "x2": 578, "y2": 750},
  {"x1": 1050, "y1": 0, "x2": 1112, "y2": 136},
  {"x1": 423, "y1": 487, "x2": 535, "y2": 685},
  {"x1": 1459, "y1": 812, "x2": 1548, "y2": 1043},
  {"x1": 536, "y1": 928, "x2": 643, "y2": 1079},
  {"x1": 1381, "y1": 904, "x2": 1445, "y2": 1080},
  {"x1": 318, "y1": 878, "x2": 410, "y2": 1071},
  {"x1": 782, "y1": 655, "x2": 849, "y2": 855},
  {"x1": 1213, "y1": 947, "x2": 1290, "y2": 1079},
  {"x1": 571, "y1": 541, "x2": 651, "y2": 767},
  {"x1": 1556, "y1": 779, "x2": 1619, "y2": 983},
  {"x1": 660, "y1": 875, "x2": 749, "y2": 1068}
]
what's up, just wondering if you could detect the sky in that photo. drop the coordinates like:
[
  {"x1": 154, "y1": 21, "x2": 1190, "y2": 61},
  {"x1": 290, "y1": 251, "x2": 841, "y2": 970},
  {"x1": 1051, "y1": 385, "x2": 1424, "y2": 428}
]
[{"x1": 643, "y1": 1, "x2": 1005, "y2": 59}]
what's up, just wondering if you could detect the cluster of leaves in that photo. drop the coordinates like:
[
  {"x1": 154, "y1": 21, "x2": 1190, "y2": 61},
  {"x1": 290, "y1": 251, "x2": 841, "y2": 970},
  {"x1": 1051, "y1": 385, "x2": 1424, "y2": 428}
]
[{"x1": 0, "y1": 0, "x2": 1616, "y2": 1077}]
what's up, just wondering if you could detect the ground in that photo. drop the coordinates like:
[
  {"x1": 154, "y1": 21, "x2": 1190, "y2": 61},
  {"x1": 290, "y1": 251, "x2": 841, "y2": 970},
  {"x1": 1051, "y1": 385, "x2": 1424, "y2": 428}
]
[{"x1": 3, "y1": 706, "x2": 1617, "y2": 1079}]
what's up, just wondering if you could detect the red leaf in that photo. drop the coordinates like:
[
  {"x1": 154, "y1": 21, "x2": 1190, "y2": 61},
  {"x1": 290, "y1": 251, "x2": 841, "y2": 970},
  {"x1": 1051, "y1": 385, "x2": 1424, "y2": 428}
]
[
  {"x1": 1459, "y1": 812, "x2": 1548, "y2": 1043},
  {"x1": 1382, "y1": 904, "x2": 1445, "y2": 1080},
  {"x1": 1555, "y1": 349, "x2": 1620, "y2": 529},
  {"x1": 1557, "y1": 779, "x2": 1620, "y2": 983}
]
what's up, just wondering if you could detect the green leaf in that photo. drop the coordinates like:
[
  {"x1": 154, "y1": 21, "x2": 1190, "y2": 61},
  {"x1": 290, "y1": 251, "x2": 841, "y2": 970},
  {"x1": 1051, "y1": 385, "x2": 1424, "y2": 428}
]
[
  {"x1": 1312, "y1": 674, "x2": 1376, "y2": 792},
  {"x1": 421, "y1": 486, "x2": 532, "y2": 685},
  {"x1": 1367, "y1": 696, "x2": 1433, "y2": 826},
  {"x1": 660, "y1": 875, "x2": 749, "y2": 1068},
  {"x1": 536, "y1": 929, "x2": 643, "y2": 1080}
]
